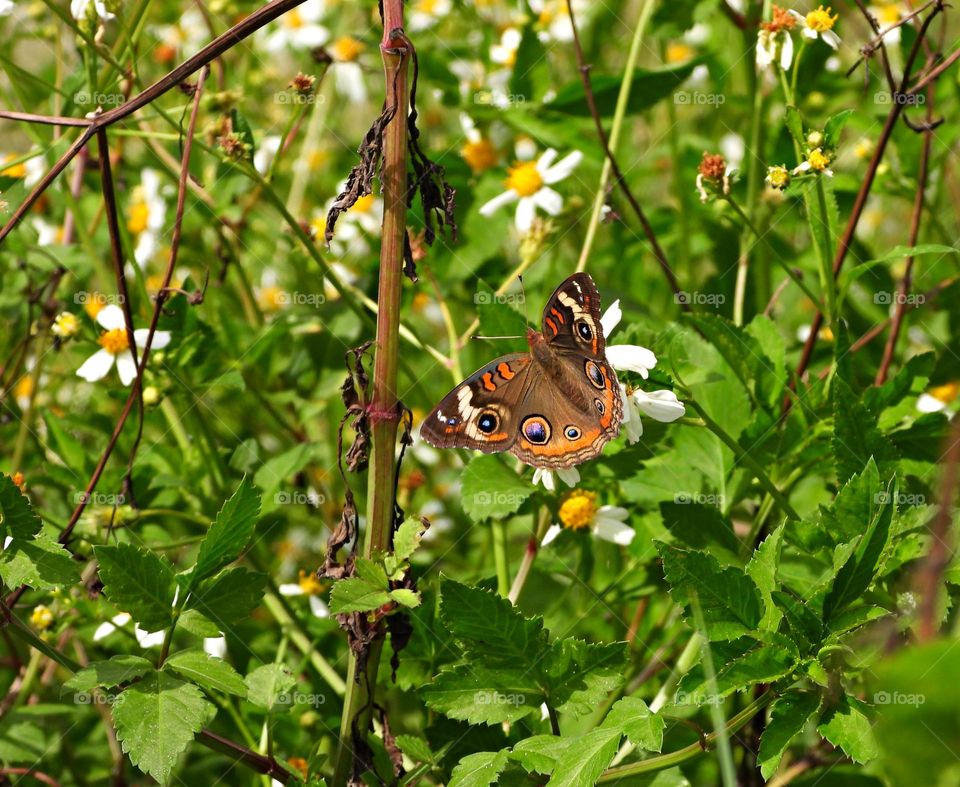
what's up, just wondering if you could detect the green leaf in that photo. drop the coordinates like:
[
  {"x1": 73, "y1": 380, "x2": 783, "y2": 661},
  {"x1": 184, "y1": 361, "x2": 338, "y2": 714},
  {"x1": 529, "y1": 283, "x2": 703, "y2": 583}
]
[
  {"x1": 440, "y1": 578, "x2": 548, "y2": 664},
  {"x1": 658, "y1": 543, "x2": 763, "y2": 640},
  {"x1": 0, "y1": 473, "x2": 41, "y2": 539},
  {"x1": 385, "y1": 516, "x2": 429, "y2": 577},
  {"x1": 747, "y1": 525, "x2": 784, "y2": 630},
  {"x1": 819, "y1": 458, "x2": 881, "y2": 544},
  {"x1": 255, "y1": 444, "x2": 314, "y2": 505},
  {"x1": 545, "y1": 61, "x2": 702, "y2": 116},
  {"x1": 420, "y1": 664, "x2": 544, "y2": 725},
  {"x1": 824, "y1": 479, "x2": 894, "y2": 622},
  {"x1": 65, "y1": 655, "x2": 153, "y2": 692},
  {"x1": 545, "y1": 639, "x2": 627, "y2": 717},
  {"x1": 395, "y1": 734, "x2": 435, "y2": 764},
  {"x1": 95, "y1": 544, "x2": 176, "y2": 631},
  {"x1": 164, "y1": 650, "x2": 247, "y2": 697},
  {"x1": 448, "y1": 749, "x2": 509, "y2": 787},
  {"x1": 772, "y1": 592, "x2": 823, "y2": 650},
  {"x1": 822, "y1": 109, "x2": 853, "y2": 148},
  {"x1": 759, "y1": 690, "x2": 821, "y2": 778},
  {"x1": 244, "y1": 663, "x2": 295, "y2": 711},
  {"x1": 711, "y1": 646, "x2": 796, "y2": 696},
  {"x1": 510, "y1": 735, "x2": 569, "y2": 774},
  {"x1": 602, "y1": 697, "x2": 664, "y2": 752},
  {"x1": 818, "y1": 696, "x2": 879, "y2": 764},
  {"x1": 185, "y1": 567, "x2": 266, "y2": 627},
  {"x1": 192, "y1": 477, "x2": 261, "y2": 586},
  {"x1": 0, "y1": 532, "x2": 79, "y2": 589},
  {"x1": 832, "y1": 381, "x2": 897, "y2": 483},
  {"x1": 389, "y1": 588, "x2": 421, "y2": 608},
  {"x1": 545, "y1": 728, "x2": 620, "y2": 787},
  {"x1": 112, "y1": 671, "x2": 214, "y2": 784},
  {"x1": 329, "y1": 576, "x2": 391, "y2": 614},
  {"x1": 660, "y1": 500, "x2": 741, "y2": 561},
  {"x1": 459, "y1": 455, "x2": 532, "y2": 522}
]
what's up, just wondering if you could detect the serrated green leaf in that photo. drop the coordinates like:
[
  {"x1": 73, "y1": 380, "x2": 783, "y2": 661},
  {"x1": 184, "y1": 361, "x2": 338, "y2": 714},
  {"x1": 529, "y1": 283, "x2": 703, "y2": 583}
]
[
  {"x1": 747, "y1": 525, "x2": 784, "y2": 630},
  {"x1": 164, "y1": 650, "x2": 246, "y2": 697},
  {"x1": 660, "y1": 500, "x2": 741, "y2": 561},
  {"x1": 66, "y1": 655, "x2": 153, "y2": 692},
  {"x1": 0, "y1": 532, "x2": 79, "y2": 589},
  {"x1": 510, "y1": 735, "x2": 568, "y2": 774},
  {"x1": 772, "y1": 592, "x2": 823, "y2": 650},
  {"x1": 759, "y1": 690, "x2": 821, "y2": 778},
  {"x1": 545, "y1": 639, "x2": 627, "y2": 717},
  {"x1": 420, "y1": 664, "x2": 544, "y2": 724},
  {"x1": 448, "y1": 749, "x2": 509, "y2": 787},
  {"x1": 389, "y1": 588, "x2": 421, "y2": 608},
  {"x1": 658, "y1": 543, "x2": 762, "y2": 640},
  {"x1": 545, "y1": 728, "x2": 620, "y2": 787},
  {"x1": 0, "y1": 474, "x2": 41, "y2": 539},
  {"x1": 832, "y1": 381, "x2": 897, "y2": 483},
  {"x1": 112, "y1": 671, "x2": 213, "y2": 784},
  {"x1": 192, "y1": 477, "x2": 261, "y2": 586},
  {"x1": 329, "y1": 577, "x2": 390, "y2": 614},
  {"x1": 95, "y1": 544, "x2": 176, "y2": 631},
  {"x1": 818, "y1": 695, "x2": 879, "y2": 764},
  {"x1": 245, "y1": 663, "x2": 295, "y2": 710},
  {"x1": 440, "y1": 578, "x2": 548, "y2": 664},
  {"x1": 827, "y1": 605, "x2": 890, "y2": 636},
  {"x1": 390, "y1": 516, "x2": 428, "y2": 567},
  {"x1": 395, "y1": 734, "x2": 434, "y2": 764},
  {"x1": 820, "y1": 458, "x2": 881, "y2": 544},
  {"x1": 185, "y1": 567, "x2": 266, "y2": 628},
  {"x1": 459, "y1": 455, "x2": 532, "y2": 522},
  {"x1": 602, "y1": 697, "x2": 664, "y2": 752}
]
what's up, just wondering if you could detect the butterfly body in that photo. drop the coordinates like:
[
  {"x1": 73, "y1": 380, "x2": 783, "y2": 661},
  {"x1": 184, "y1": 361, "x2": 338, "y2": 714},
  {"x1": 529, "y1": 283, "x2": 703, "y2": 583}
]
[{"x1": 421, "y1": 274, "x2": 622, "y2": 469}]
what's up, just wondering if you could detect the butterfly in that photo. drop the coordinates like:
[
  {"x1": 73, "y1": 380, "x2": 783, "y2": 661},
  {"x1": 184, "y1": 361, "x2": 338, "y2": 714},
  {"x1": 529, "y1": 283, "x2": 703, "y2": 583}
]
[{"x1": 421, "y1": 273, "x2": 623, "y2": 469}]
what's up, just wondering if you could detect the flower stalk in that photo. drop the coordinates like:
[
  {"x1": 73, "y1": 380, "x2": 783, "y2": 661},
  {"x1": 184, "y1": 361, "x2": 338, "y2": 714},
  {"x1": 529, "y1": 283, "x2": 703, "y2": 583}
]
[{"x1": 332, "y1": 3, "x2": 410, "y2": 783}]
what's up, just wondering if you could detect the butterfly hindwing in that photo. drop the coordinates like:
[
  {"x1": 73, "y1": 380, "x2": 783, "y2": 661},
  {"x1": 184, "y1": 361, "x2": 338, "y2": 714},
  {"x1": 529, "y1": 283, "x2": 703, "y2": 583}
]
[{"x1": 540, "y1": 272, "x2": 606, "y2": 357}]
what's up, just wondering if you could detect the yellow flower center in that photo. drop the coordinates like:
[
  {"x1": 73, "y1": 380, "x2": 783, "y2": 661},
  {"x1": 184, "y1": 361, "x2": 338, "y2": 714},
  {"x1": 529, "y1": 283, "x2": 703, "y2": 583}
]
[
  {"x1": 806, "y1": 5, "x2": 838, "y2": 31},
  {"x1": 461, "y1": 138, "x2": 498, "y2": 174},
  {"x1": 308, "y1": 150, "x2": 329, "y2": 170},
  {"x1": 84, "y1": 298, "x2": 105, "y2": 319},
  {"x1": 14, "y1": 376, "x2": 33, "y2": 400},
  {"x1": 285, "y1": 9, "x2": 304, "y2": 28},
  {"x1": 767, "y1": 165, "x2": 790, "y2": 188},
  {"x1": 666, "y1": 42, "x2": 694, "y2": 63},
  {"x1": 333, "y1": 36, "x2": 363, "y2": 62},
  {"x1": 31, "y1": 605, "x2": 54, "y2": 630},
  {"x1": 876, "y1": 2, "x2": 901, "y2": 24},
  {"x1": 1, "y1": 154, "x2": 26, "y2": 178},
  {"x1": 298, "y1": 569, "x2": 325, "y2": 595},
  {"x1": 558, "y1": 490, "x2": 597, "y2": 531},
  {"x1": 416, "y1": 0, "x2": 439, "y2": 12},
  {"x1": 257, "y1": 285, "x2": 287, "y2": 312},
  {"x1": 98, "y1": 328, "x2": 130, "y2": 355},
  {"x1": 350, "y1": 193, "x2": 376, "y2": 213},
  {"x1": 127, "y1": 201, "x2": 150, "y2": 235},
  {"x1": 930, "y1": 382, "x2": 960, "y2": 404},
  {"x1": 807, "y1": 148, "x2": 831, "y2": 171},
  {"x1": 505, "y1": 161, "x2": 543, "y2": 197}
]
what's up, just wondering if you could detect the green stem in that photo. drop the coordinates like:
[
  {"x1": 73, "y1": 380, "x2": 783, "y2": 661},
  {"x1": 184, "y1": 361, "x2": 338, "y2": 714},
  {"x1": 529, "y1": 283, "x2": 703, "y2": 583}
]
[
  {"x1": 492, "y1": 521, "x2": 510, "y2": 597},
  {"x1": 575, "y1": 0, "x2": 656, "y2": 272}
]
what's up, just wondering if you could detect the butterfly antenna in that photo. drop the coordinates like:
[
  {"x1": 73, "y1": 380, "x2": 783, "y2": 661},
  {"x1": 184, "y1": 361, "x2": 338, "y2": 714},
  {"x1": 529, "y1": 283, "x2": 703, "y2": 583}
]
[{"x1": 518, "y1": 275, "x2": 530, "y2": 326}]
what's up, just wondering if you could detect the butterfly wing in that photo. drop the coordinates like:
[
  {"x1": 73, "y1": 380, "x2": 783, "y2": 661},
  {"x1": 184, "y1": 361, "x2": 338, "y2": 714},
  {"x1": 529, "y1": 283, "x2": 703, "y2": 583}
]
[
  {"x1": 420, "y1": 353, "x2": 534, "y2": 454},
  {"x1": 540, "y1": 272, "x2": 607, "y2": 358}
]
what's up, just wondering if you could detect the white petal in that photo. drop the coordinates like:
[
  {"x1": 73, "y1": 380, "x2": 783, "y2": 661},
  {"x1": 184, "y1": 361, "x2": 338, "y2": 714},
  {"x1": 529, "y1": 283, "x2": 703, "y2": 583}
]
[
  {"x1": 254, "y1": 135, "x2": 283, "y2": 175},
  {"x1": 792, "y1": 161, "x2": 812, "y2": 174},
  {"x1": 92, "y1": 614, "x2": 129, "y2": 641},
  {"x1": 335, "y1": 62, "x2": 366, "y2": 102},
  {"x1": 1, "y1": 535, "x2": 12, "y2": 550},
  {"x1": 203, "y1": 636, "x2": 227, "y2": 658},
  {"x1": 135, "y1": 626, "x2": 165, "y2": 648},
  {"x1": 917, "y1": 394, "x2": 947, "y2": 414},
  {"x1": 596, "y1": 504, "x2": 629, "y2": 521},
  {"x1": 309, "y1": 595, "x2": 330, "y2": 618},
  {"x1": 70, "y1": 0, "x2": 88, "y2": 19},
  {"x1": 479, "y1": 189, "x2": 518, "y2": 216},
  {"x1": 541, "y1": 524, "x2": 563, "y2": 546},
  {"x1": 600, "y1": 300, "x2": 622, "y2": 338},
  {"x1": 536, "y1": 148, "x2": 558, "y2": 174},
  {"x1": 77, "y1": 349, "x2": 115, "y2": 382},
  {"x1": 96, "y1": 304, "x2": 126, "y2": 330},
  {"x1": 542, "y1": 150, "x2": 583, "y2": 184},
  {"x1": 593, "y1": 516, "x2": 635, "y2": 545},
  {"x1": 293, "y1": 24, "x2": 329, "y2": 48},
  {"x1": 532, "y1": 187, "x2": 563, "y2": 216},
  {"x1": 606, "y1": 344, "x2": 658, "y2": 378},
  {"x1": 532, "y1": 468, "x2": 556, "y2": 492},
  {"x1": 501, "y1": 27, "x2": 522, "y2": 48},
  {"x1": 115, "y1": 351, "x2": 138, "y2": 386},
  {"x1": 779, "y1": 32, "x2": 794, "y2": 70},
  {"x1": 278, "y1": 583, "x2": 305, "y2": 596},
  {"x1": 134, "y1": 329, "x2": 171, "y2": 349},
  {"x1": 632, "y1": 389, "x2": 686, "y2": 422},
  {"x1": 822, "y1": 30, "x2": 840, "y2": 48},
  {"x1": 112, "y1": 613, "x2": 132, "y2": 626},
  {"x1": 556, "y1": 467, "x2": 580, "y2": 488},
  {"x1": 801, "y1": 26, "x2": 817, "y2": 40},
  {"x1": 515, "y1": 197, "x2": 536, "y2": 232}
]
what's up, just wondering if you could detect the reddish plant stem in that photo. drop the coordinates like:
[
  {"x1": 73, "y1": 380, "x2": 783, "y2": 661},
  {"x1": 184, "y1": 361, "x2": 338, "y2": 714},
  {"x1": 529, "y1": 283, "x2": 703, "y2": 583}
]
[
  {"x1": 875, "y1": 87, "x2": 935, "y2": 385},
  {"x1": 332, "y1": 4, "x2": 410, "y2": 784}
]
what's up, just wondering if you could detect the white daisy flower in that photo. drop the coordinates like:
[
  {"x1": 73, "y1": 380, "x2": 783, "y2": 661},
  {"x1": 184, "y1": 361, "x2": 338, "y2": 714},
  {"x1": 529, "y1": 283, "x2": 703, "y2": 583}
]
[
  {"x1": 263, "y1": 0, "x2": 329, "y2": 52},
  {"x1": 70, "y1": 0, "x2": 113, "y2": 22},
  {"x1": 790, "y1": 6, "x2": 841, "y2": 49},
  {"x1": 127, "y1": 168, "x2": 166, "y2": 267},
  {"x1": 869, "y1": 2, "x2": 906, "y2": 44},
  {"x1": 408, "y1": 0, "x2": 451, "y2": 31},
  {"x1": 254, "y1": 135, "x2": 282, "y2": 176},
  {"x1": 278, "y1": 570, "x2": 330, "y2": 618},
  {"x1": 490, "y1": 27, "x2": 522, "y2": 68},
  {"x1": 527, "y1": 0, "x2": 589, "y2": 42},
  {"x1": 479, "y1": 147, "x2": 582, "y2": 233},
  {"x1": 756, "y1": 27, "x2": 794, "y2": 70},
  {"x1": 532, "y1": 466, "x2": 580, "y2": 492},
  {"x1": 76, "y1": 304, "x2": 171, "y2": 386},
  {"x1": 0, "y1": 0, "x2": 13, "y2": 15},
  {"x1": 317, "y1": 188, "x2": 383, "y2": 258},
  {"x1": 542, "y1": 490, "x2": 634, "y2": 545},
  {"x1": 203, "y1": 636, "x2": 228, "y2": 658},
  {"x1": 330, "y1": 36, "x2": 367, "y2": 102},
  {"x1": 917, "y1": 383, "x2": 959, "y2": 415}
]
